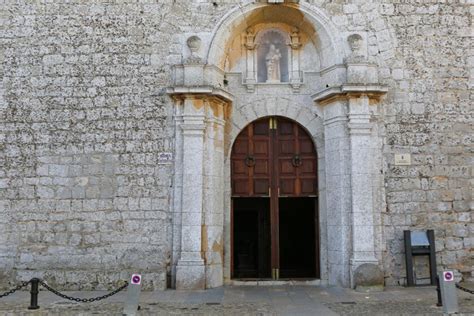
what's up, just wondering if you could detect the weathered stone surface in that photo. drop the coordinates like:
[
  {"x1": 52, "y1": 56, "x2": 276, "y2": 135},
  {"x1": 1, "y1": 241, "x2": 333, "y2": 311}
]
[
  {"x1": 0, "y1": 0, "x2": 471, "y2": 290},
  {"x1": 353, "y1": 263, "x2": 384, "y2": 291}
]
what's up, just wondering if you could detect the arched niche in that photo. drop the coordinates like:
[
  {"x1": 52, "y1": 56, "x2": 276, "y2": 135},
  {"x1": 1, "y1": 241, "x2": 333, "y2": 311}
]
[
  {"x1": 206, "y1": 3, "x2": 343, "y2": 71},
  {"x1": 255, "y1": 28, "x2": 290, "y2": 83}
]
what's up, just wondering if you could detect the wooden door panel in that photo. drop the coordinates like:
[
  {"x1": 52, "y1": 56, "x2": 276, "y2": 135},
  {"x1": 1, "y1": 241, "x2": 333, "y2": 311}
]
[
  {"x1": 254, "y1": 160, "x2": 269, "y2": 175},
  {"x1": 279, "y1": 120, "x2": 293, "y2": 135},
  {"x1": 254, "y1": 179, "x2": 270, "y2": 195},
  {"x1": 233, "y1": 139, "x2": 248, "y2": 154},
  {"x1": 233, "y1": 180, "x2": 250, "y2": 196},
  {"x1": 254, "y1": 120, "x2": 269, "y2": 135},
  {"x1": 301, "y1": 179, "x2": 317, "y2": 195},
  {"x1": 300, "y1": 139, "x2": 314, "y2": 154},
  {"x1": 231, "y1": 118, "x2": 271, "y2": 197},
  {"x1": 279, "y1": 141, "x2": 294, "y2": 154},
  {"x1": 231, "y1": 116, "x2": 317, "y2": 197},
  {"x1": 232, "y1": 160, "x2": 247, "y2": 175},
  {"x1": 279, "y1": 160, "x2": 295, "y2": 175},
  {"x1": 300, "y1": 159, "x2": 316, "y2": 173},
  {"x1": 280, "y1": 179, "x2": 295, "y2": 195},
  {"x1": 254, "y1": 140, "x2": 269, "y2": 154}
]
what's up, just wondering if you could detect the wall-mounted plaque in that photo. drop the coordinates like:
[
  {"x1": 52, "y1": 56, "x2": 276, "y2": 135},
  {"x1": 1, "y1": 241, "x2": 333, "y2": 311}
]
[{"x1": 395, "y1": 153, "x2": 411, "y2": 166}]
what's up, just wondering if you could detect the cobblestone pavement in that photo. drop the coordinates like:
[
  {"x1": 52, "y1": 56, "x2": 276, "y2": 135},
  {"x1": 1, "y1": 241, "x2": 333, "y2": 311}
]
[{"x1": 1, "y1": 285, "x2": 473, "y2": 315}]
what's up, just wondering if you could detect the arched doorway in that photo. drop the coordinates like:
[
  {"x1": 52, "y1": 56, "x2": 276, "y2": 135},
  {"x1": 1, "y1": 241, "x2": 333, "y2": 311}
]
[{"x1": 231, "y1": 116, "x2": 319, "y2": 280}]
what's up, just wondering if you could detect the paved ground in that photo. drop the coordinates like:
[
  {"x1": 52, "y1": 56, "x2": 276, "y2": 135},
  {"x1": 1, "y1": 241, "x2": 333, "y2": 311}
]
[{"x1": 1, "y1": 284, "x2": 473, "y2": 315}]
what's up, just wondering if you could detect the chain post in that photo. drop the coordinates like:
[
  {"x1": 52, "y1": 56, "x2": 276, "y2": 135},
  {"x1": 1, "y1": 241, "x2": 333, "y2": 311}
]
[
  {"x1": 436, "y1": 276, "x2": 442, "y2": 306},
  {"x1": 28, "y1": 278, "x2": 40, "y2": 310}
]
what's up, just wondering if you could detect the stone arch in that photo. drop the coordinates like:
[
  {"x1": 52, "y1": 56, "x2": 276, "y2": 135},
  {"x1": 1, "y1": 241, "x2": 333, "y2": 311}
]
[
  {"x1": 222, "y1": 98, "x2": 328, "y2": 283},
  {"x1": 225, "y1": 97, "x2": 324, "y2": 157},
  {"x1": 206, "y1": 2, "x2": 344, "y2": 70}
]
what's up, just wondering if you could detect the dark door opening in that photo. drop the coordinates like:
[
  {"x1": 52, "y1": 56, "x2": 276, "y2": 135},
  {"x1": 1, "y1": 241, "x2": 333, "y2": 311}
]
[
  {"x1": 232, "y1": 198, "x2": 271, "y2": 279},
  {"x1": 279, "y1": 197, "x2": 318, "y2": 278}
]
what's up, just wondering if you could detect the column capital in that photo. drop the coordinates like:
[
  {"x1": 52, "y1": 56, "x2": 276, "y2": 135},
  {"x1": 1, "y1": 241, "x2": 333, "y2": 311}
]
[
  {"x1": 312, "y1": 84, "x2": 388, "y2": 106},
  {"x1": 167, "y1": 86, "x2": 233, "y2": 105}
]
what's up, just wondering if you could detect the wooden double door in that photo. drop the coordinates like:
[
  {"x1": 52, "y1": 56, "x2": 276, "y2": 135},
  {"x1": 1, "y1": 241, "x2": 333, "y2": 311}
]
[{"x1": 231, "y1": 116, "x2": 319, "y2": 279}]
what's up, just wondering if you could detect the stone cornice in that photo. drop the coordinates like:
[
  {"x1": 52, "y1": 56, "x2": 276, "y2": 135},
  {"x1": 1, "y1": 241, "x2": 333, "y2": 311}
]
[
  {"x1": 312, "y1": 84, "x2": 388, "y2": 105},
  {"x1": 167, "y1": 86, "x2": 234, "y2": 104}
]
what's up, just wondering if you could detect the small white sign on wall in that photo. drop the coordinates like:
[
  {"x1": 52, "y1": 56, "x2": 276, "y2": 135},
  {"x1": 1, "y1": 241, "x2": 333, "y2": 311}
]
[{"x1": 394, "y1": 154, "x2": 411, "y2": 166}]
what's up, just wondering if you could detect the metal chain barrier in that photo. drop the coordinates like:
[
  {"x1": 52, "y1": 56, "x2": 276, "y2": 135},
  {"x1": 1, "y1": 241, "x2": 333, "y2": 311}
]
[
  {"x1": 0, "y1": 281, "x2": 30, "y2": 299},
  {"x1": 456, "y1": 283, "x2": 474, "y2": 295},
  {"x1": 38, "y1": 279, "x2": 129, "y2": 302}
]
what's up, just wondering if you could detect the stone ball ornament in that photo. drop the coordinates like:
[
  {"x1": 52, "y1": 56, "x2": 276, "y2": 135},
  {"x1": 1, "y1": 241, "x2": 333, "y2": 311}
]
[
  {"x1": 187, "y1": 35, "x2": 202, "y2": 54},
  {"x1": 186, "y1": 35, "x2": 203, "y2": 62}
]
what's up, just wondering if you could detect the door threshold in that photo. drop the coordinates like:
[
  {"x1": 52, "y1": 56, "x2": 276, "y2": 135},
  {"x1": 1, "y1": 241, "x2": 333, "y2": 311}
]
[{"x1": 228, "y1": 279, "x2": 325, "y2": 286}]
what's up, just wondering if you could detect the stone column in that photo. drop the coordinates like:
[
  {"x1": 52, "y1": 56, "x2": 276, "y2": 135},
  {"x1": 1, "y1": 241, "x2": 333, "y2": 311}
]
[
  {"x1": 314, "y1": 85, "x2": 387, "y2": 288},
  {"x1": 175, "y1": 97, "x2": 206, "y2": 290},
  {"x1": 168, "y1": 86, "x2": 232, "y2": 289},
  {"x1": 202, "y1": 99, "x2": 227, "y2": 288},
  {"x1": 347, "y1": 95, "x2": 381, "y2": 289},
  {"x1": 322, "y1": 100, "x2": 352, "y2": 287}
]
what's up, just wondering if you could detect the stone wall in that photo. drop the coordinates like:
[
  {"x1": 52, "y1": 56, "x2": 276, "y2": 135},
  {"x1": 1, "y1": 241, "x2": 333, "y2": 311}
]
[
  {"x1": 0, "y1": 1, "x2": 181, "y2": 290},
  {"x1": 379, "y1": 1, "x2": 473, "y2": 284},
  {"x1": 0, "y1": 0, "x2": 472, "y2": 289}
]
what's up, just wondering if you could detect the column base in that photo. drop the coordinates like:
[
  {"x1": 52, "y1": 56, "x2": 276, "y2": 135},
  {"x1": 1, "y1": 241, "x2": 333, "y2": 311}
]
[
  {"x1": 176, "y1": 259, "x2": 206, "y2": 290},
  {"x1": 350, "y1": 259, "x2": 384, "y2": 291}
]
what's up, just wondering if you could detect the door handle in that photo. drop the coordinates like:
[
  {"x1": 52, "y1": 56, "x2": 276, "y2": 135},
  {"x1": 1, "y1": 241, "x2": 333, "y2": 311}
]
[
  {"x1": 245, "y1": 155, "x2": 256, "y2": 167},
  {"x1": 292, "y1": 155, "x2": 302, "y2": 167}
]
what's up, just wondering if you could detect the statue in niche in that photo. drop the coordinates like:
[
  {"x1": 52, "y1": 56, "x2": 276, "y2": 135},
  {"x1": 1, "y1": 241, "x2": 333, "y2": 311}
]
[
  {"x1": 256, "y1": 30, "x2": 289, "y2": 83},
  {"x1": 265, "y1": 44, "x2": 282, "y2": 83}
]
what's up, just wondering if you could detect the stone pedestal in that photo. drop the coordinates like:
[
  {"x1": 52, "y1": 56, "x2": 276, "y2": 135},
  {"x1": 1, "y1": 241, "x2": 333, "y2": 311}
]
[{"x1": 176, "y1": 257, "x2": 206, "y2": 290}]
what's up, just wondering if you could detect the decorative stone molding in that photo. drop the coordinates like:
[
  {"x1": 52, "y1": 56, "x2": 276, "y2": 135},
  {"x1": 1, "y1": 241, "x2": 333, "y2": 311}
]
[
  {"x1": 312, "y1": 85, "x2": 388, "y2": 106},
  {"x1": 244, "y1": 27, "x2": 257, "y2": 92},
  {"x1": 313, "y1": 58, "x2": 387, "y2": 288},
  {"x1": 168, "y1": 1, "x2": 390, "y2": 290},
  {"x1": 289, "y1": 27, "x2": 303, "y2": 92},
  {"x1": 173, "y1": 64, "x2": 225, "y2": 89},
  {"x1": 168, "y1": 61, "x2": 232, "y2": 289}
]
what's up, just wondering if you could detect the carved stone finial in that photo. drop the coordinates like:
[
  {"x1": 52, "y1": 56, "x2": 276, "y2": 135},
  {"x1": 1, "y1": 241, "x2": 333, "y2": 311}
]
[
  {"x1": 186, "y1": 35, "x2": 202, "y2": 63},
  {"x1": 346, "y1": 33, "x2": 366, "y2": 62}
]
